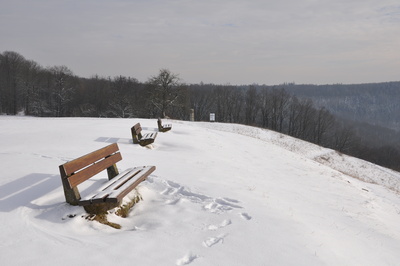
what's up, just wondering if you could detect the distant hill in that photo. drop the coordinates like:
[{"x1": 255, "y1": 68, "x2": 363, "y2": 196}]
[{"x1": 281, "y1": 81, "x2": 400, "y2": 132}]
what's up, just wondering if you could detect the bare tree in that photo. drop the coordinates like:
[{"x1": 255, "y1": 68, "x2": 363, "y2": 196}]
[
  {"x1": 48, "y1": 65, "x2": 76, "y2": 117},
  {"x1": 105, "y1": 76, "x2": 138, "y2": 118},
  {"x1": 213, "y1": 86, "x2": 230, "y2": 122},
  {"x1": 313, "y1": 107, "x2": 334, "y2": 145},
  {"x1": 20, "y1": 60, "x2": 47, "y2": 116},
  {"x1": 168, "y1": 84, "x2": 190, "y2": 120},
  {"x1": 270, "y1": 88, "x2": 290, "y2": 132},
  {"x1": 212, "y1": 86, "x2": 243, "y2": 123},
  {"x1": 189, "y1": 83, "x2": 215, "y2": 121},
  {"x1": 108, "y1": 98, "x2": 134, "y2": 118},
  {"x1": 297, "y1": 99, "x2": 315, "y2": 141},
  {"x1": 228, "y1": 88, "x2": 244, "y2": 123},
  {"x1": 259, "y1": 88, "x2": 272, "y2": 128},
  {"x1": 244, "y1": 86, "x2": 259, "y2": 125},
  {"x1": 330, "y1": 120, "x2": 358, "y2": 153},
  {"x1": 146, "y1": 69, "x2": 182, "y2": 118},
  {"x1": 78, "y1": 75, "x2": 113, "y2": 117},
  {"x1": 0, "y1": 51, "x2": 25, "y2": 114}
]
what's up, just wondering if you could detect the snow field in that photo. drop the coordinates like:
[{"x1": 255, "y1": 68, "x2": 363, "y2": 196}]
[{"x1": 0, "y1": 116, "x2": 400, "y2": 265}]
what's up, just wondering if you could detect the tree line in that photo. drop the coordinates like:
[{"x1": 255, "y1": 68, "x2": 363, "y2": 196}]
[
  {"x1": 1, "y1": 51, "x2": 399, "y2": 171},
  {"x1": 0, "y1": 51, "x2": 189, "y2": 118},
  {"x1": 282, "y1": 82, "x2": 400, "y2": 132}
]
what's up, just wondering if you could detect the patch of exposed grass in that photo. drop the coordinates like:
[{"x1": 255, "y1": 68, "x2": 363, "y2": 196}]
[
  {"x1": 115, "y1": 192, "x2": 143, "y2": 218},
  {"x1": 84, "y1": 190, "x2": 143, "y2": 229},
  {"x1": 86, "y1": 214, "x2": 121, "y2": 229}
]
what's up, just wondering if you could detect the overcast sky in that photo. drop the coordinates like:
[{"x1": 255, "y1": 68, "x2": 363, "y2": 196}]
[{"x1": 1, "y1": 0, "x2": 399, "y2": 85}]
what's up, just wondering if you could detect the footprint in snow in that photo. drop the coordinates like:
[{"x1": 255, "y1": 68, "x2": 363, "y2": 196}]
[
  {"x1": 207, "y1": 219, "x2": 232, "y2": 231},
  {"x1": 161, "y1": 187, "x2": 175, "y2": 195},
  {"x1": 220, "y1": 219, "x2": 232, "y2": 227},
  {"x1": 240, "y1": 212, "x2": 252, "y2": 220},
  {"x1": 165, "y1": 198, "x2": 181, "y2": 205},
  {"x1": 221, "y1": 197, "x2": 240, "y2": 203},
  {"x1": 203, "y1": 234, "x2": 226, "y2": 247},
  {"x1": 166, "y1": 180, "x2": 181, "y2": 189},
  {"x1": 204, "y1": 198, "x2": 242, "y2": 213},
  {"x1": 176, "y1": 253, "x2": 199, "y2": 265},
  {"x1": 215, "y1": 198, "x2": 242, "y2": 208}
]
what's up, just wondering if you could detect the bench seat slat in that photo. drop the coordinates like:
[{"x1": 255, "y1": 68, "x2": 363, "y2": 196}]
[
  {"x1": 79, "y1": 167, "x2": 140, "y2": 205},
  {"x1": 142, "y1": 132, "x2": 157, "y2": 140},
  {"x1": 78, "y1": 166, "x2": 155, "y2": 206},
  {"x1": 158, "y1": 119, "x2": 172, "y2": 132},
  {"x1": 107, "y1": 165, "x2": 155, "y2": 202},
  {"x1": 81, "y1": 168, "x2": 142, "y2": 202}
]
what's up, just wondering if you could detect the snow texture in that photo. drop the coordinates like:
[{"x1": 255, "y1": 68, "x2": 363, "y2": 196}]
[{"x1": 1, "y1": 116, "x2": 400, "y2": 265}]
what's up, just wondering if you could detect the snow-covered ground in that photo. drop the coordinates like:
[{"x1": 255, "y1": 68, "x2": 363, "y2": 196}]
[{"x1": 1, "y1": 116, "x2": 400, "y2": 265}]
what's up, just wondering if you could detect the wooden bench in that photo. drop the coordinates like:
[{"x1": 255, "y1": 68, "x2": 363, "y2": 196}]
[
  {"x1": 59, "y1": 143, "x2": 156, "y2": 214},
  {"x1": 131, "y1": 123, "x2": 157, "y2": 146},
  {"x1": 158, "y1": 118, "x2": 172, "y2": 132}
]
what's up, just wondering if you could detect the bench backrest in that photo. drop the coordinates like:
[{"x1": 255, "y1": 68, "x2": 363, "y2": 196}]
[
  {"x1": 59, "y1": 143, "x2": 122, "y2": 189},
  {"x1": 157, "y1": 118, "x2": 171, "y2": 132},
  {"x1": 131, "y1": 123, "x2": 143, "y2": 143}
]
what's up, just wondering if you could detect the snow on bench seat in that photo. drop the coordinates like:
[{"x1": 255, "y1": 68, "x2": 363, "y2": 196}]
[{"x1": 79, "y1": 166, "x2": 155, "y2": 205}]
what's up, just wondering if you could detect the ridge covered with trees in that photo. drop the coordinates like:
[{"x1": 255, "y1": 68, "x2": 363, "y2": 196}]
[
  {"x1": 1, "y1": 51, "x2": 399, "y2": 171},
  {"x1": 282, "y1": 82, "x2": 400, "y2": 132}
]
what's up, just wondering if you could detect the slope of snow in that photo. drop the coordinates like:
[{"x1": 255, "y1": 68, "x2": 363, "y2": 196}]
[{"x1": 0, "y1": 116, "x2": 399, "y2": 265}]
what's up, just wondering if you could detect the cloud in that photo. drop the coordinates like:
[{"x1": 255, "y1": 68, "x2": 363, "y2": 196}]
[{"x1": 1, "y1": 0, "x2": 399, "y2": 84}]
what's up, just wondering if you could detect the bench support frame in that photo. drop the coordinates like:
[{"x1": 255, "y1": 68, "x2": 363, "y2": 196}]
[
  {"x1": 131, "y1": 123, "x2": 157, "y2": 146},
  {"x1": 60, "y1": 163, "x2": 119, "y2": 206},
  {"x1": 59, "y1": 143, "x2": 155, "y2": 214},
  {"x1": 158, "y1": 118, "x2": 172, "y2": 132}
]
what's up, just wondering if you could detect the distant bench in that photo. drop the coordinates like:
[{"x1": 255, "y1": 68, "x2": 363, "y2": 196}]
[
  {"x1": 131, "y1": 123, "x2": 157, "y2": 146},
  {"x1": 158, "y1": 118, "x2": 172, "y2": 132},
  {"x1": 59, "y1": 143, "x2": 156, "y2": 214}
]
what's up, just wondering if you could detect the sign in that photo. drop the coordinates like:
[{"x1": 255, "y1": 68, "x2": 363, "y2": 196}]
[{"x1": 210, "y1": 113, "x2": 215, "y2": 122}]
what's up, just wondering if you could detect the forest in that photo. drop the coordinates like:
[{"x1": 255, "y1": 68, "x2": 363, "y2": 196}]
[
  {"x1": 282, "y1": 82, "x2": 400, "y2": 132},
  {"x1": 1, "y1": 50, "x2": 399, "y2": 171}
]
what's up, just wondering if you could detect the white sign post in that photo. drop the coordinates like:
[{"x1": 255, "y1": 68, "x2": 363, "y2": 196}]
[{"x1": 210, "y1": 113, "x2": 215, "y2": 122}]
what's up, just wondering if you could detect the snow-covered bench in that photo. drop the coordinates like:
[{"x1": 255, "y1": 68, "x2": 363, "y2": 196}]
[
  {"x1": 157, "y1": 118, "x2": 172, "y2": 132},
  {"x1": 131, "y1": 123, "x2": 157, "y2": 146},
  {"x1": 59, "y1": 143, "x2": 156, "y2": 214}
]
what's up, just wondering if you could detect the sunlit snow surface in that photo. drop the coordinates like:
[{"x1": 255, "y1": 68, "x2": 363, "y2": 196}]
[{"x1": 1, "y1": 116, "x2": 399, "y2": 265}]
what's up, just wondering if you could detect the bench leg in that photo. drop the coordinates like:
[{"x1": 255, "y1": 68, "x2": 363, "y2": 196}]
[
  {"x1": 62, "y1": 182, "x2": 81, "y2": 205},
  {"x1": 60, "y1": 165, "x2": 81, "y2": 205},
  {"x1": 157, "y1": 119, "x2": 162, "y2": 131},
  {"x1": 107, "y1": 164, "x2": 119, "y2": 180}
]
